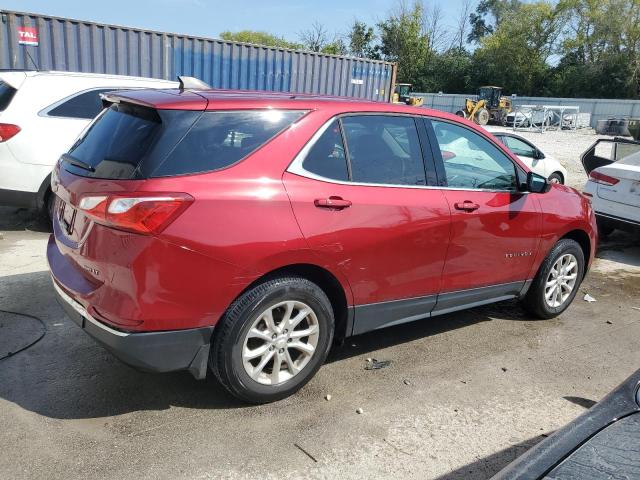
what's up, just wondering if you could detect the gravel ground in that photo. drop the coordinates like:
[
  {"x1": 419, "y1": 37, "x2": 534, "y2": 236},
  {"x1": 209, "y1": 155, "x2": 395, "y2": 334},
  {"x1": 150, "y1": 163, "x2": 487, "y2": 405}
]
[{"x1": 484, "y1": 126, "x2": 610, "y2": 189}]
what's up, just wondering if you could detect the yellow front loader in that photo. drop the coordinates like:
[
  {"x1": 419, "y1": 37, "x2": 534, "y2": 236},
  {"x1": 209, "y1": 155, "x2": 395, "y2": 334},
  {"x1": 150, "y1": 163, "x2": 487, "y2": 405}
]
[
  {"x1": 392, "y1": 83, "x2": 424, "y2": 107},
  {"x1": 456, "y1": 86, "x2": 511, "y2": 125}
]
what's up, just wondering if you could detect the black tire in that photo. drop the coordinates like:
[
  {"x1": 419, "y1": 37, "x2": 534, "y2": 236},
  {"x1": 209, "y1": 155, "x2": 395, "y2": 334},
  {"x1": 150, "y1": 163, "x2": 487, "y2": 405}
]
[
  {"x1": 548, "y1": 172, "x2": 564, "y2": 184},
  {"x1": 210, "y1": 276, "x2": 334, "y2": 404},
  {"x1": 521, "y1": 239, "x2": 585, "y2": 319}
]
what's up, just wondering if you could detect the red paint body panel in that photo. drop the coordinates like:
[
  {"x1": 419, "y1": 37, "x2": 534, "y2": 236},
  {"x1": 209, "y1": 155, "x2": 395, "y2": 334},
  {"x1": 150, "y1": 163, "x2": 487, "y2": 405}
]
[
  {"x1": 283, "y1": 172, "x2": 451, "y2": 305},
  {"x1": 440, "y1": 190, "x2": 541, "y2": 291},
  {"x1": 47, "y1": 90, "x2": 597, "y2": 335}
]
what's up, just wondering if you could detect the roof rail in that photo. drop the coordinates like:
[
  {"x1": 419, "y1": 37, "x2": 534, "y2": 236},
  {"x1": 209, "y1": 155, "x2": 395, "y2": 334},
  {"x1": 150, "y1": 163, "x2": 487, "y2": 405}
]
[{"x1": 178, "y1": 76, "x2": 210, "y2": 90}]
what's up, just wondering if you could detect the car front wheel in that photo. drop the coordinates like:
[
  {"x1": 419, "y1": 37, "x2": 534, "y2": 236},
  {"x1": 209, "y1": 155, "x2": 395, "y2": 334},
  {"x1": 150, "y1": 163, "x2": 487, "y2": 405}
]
[
  {"x1": 522, "y1": 239, "x2": 585, "y2": 319},
  {"x1": 210, "y1": 276, "x2": 334, "y2": 403}
]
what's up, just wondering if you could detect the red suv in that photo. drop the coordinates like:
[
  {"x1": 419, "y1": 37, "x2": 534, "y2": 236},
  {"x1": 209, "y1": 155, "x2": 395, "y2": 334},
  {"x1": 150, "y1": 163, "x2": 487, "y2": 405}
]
[{"x1": 48, "y1": 88, "x2": 597, "y2": 403}]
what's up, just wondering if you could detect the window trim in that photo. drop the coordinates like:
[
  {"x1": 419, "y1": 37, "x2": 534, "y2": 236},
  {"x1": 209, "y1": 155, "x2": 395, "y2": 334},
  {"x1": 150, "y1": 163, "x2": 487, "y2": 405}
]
[
  {"x1": 288, "y1": 113, "x2": 529, "y2": 193},
  {"x1": 288, "y1": 112, "x2": 435, "y2": 189}
]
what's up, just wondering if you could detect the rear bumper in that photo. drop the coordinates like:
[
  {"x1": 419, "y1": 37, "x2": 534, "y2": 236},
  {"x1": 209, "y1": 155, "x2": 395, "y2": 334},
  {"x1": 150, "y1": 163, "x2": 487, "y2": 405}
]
[{"x1": 52, "y1": 278, "x2": 213, "y2": 379}]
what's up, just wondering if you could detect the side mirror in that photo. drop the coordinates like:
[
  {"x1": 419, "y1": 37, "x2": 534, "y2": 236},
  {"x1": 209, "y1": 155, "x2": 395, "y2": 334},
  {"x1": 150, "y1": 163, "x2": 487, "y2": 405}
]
[
  {"x1": 535, "y1": 149, "x2": 545, "y2": 160},
  {"x1": 527, "y1": 171, "x2": 549, "y2": 193}
]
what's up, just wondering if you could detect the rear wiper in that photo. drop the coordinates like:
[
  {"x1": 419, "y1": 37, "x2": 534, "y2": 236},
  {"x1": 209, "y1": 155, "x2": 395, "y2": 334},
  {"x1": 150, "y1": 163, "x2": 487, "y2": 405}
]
[{"x1": 62, "y1": 153, "x2": 95, "y2": 172}]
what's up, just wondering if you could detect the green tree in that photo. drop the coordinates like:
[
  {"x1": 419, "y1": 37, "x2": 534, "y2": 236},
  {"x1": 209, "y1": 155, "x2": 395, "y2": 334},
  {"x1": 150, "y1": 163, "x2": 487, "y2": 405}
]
[
  {"x1": 553, "y1": 0, "x2": 640, "y2": 98},
  {"x1": 377, "y1": 1, "x2": 430, "y2": 87},
  {"x1": 471, "y1": 1, "x2": 567, "y2": 95},
  {"x1": 347, "y1": 21, "x2": 378, "y2": 58},
  {"x1": 219, "y1": 30, "x2": 302, "y2": 50},
  {"x1": 468, "y1": 0, "x2": 522, "y2": 43}
]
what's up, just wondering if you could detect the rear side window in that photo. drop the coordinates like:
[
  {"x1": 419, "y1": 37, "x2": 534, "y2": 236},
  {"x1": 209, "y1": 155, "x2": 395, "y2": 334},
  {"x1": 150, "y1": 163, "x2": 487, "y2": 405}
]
[
  {"x1": 47, "y1": 88, "x2": 113, "y2": 119},
  {"x1": 341, "y1": 115, "x2": 426, "y2": 186},
  {"x1": 0, "y1": 81, "x2": 17, "y2": 111},
  {"x1": 301, "y1": 119, "x2": 348, "y2": 181},
  {"x1": 64, "y1": 105, "x2": 304, "y2": 179},
  {"x1": 152, "y1": 110, "x2": 305, "y2": 177}
]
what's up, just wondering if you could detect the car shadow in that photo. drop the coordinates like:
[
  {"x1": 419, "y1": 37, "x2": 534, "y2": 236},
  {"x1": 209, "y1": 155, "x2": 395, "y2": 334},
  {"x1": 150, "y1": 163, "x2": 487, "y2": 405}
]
[
  {"x1": 0, "y1": 206, "x2": 52, "y2": 233},
  {"x1": 433, "y1": 435, "x2": 548, "y2": 479},
  {"x1": 0, "y1": 269, "x2": 534, "y2": 420},
  {"x1": 596, "y1": 230, "x2": 640, "y2": 269}
]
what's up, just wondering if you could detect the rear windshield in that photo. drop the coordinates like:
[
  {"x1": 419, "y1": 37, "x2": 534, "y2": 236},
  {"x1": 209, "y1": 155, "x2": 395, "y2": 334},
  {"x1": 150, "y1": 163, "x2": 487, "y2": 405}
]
[
  {"x1": 63, "y1": 104, "x2": 306, "y2": 179},
  {"x1": 0, "y1": 81, "x2": 17, "y2": 111}
]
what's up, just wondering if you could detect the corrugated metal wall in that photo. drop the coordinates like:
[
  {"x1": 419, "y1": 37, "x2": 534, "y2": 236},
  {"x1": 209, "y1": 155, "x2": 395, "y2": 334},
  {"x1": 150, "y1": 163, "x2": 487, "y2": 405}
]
[
  {"x1": 0, "y1": 10, "x2": 395, "y2": 101},
  {"x1": 416, "y1": 92, "x2": 640, "y2": 128}
]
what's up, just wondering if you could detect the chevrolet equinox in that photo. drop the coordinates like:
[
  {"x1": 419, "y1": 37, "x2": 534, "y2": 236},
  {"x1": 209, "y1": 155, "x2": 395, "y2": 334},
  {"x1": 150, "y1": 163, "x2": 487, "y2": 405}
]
[{"x1": 48, "y1": 87, "x2": 597, "y2": 403}]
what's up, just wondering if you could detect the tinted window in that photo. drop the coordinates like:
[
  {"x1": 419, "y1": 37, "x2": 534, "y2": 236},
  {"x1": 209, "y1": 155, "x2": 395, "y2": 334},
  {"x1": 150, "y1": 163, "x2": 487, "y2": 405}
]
[
  {"x1": 0, "y1": 81, "x2": 17, "y2": 111},
  {"x1": 302, "y1": 119, "x2": 348, "y2": 181},
  {"x1": 431, "y1": 120, "x2": 517, "y2": 191},
  {"x1": 153, "y1": 110, "x2": 305, "y2": 177},
  {"x1": 48, "y1": 89, "x2": 113, "y2": 119},
  {"x1": 341, "y1": 115, "x2": 426, "y2": 186},
  {"x1": 502, "y1": 136, "x2": 536, "y2": 158},
  {"x1": 64, "y1": 105, "x2": 304, "y2": 179}
]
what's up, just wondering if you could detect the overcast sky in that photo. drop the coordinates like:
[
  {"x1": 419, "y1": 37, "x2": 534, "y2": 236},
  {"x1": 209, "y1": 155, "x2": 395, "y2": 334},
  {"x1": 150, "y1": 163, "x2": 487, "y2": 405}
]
[{"x1": 4, "y1": 0, "x2": 476, "y2": 43}]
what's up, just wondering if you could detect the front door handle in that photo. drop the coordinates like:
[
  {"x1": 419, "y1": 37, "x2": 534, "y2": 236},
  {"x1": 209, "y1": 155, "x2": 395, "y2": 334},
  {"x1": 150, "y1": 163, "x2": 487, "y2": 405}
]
[
  {"x1": 454, "y1": 201, "x2": 480, "y2": 212},
  {"x1": 314, "y1": 196, "x2": 352, "y2": 210}
]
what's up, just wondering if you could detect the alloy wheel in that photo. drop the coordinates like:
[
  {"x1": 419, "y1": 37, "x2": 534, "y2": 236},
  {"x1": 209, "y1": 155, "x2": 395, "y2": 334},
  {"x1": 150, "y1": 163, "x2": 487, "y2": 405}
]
[
  {"x1": 242, "y1": 300, "x2": 320, "y2": 386},
  {"x1": 544, "y1": 253, "x2": 578, "y2": 308}
]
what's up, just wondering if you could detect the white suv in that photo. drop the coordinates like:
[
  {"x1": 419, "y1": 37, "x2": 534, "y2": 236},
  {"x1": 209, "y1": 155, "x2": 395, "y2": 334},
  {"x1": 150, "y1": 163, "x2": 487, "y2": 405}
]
[{"x1": 0, "y1": 71, "x2": 176, "y2": 217}]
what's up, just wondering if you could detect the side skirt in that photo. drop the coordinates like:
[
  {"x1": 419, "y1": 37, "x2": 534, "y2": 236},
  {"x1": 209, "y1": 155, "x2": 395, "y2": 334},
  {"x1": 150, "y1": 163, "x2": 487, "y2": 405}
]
[{"x1": 350, "y1": 281, "x2": 526, "y2": 337}]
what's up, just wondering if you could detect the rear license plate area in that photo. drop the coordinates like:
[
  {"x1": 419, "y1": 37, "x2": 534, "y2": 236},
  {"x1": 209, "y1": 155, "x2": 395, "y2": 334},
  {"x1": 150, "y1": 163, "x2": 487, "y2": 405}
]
[{"x1": 59, "y1": 201, "x2": 76, "y2": 234}]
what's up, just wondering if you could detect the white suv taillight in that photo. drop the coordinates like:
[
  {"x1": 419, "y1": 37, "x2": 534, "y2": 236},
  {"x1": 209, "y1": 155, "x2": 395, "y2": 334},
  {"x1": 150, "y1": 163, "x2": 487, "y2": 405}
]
[{"x1": 78, "y1": 193, "x2": 194, "y2": 234}]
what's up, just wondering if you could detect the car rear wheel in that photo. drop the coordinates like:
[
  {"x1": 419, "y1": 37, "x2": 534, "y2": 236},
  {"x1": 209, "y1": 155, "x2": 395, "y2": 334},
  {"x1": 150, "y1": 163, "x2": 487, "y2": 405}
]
[
  {"x1": 521, "y1": 239, "x2": 585, "y2": 319},
  {"x1": 210, "y1": 276, "x2": 334, "y2": 403}
]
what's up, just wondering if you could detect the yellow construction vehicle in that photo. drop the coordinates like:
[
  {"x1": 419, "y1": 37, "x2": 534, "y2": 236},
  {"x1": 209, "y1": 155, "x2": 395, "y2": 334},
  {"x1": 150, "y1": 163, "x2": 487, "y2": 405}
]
[
  {"x1": 456, "y1": 86, "x2": 512, "y2": 125},
  {"x1": 392, "y1": 83, "x2": 424, "y2": 107}
]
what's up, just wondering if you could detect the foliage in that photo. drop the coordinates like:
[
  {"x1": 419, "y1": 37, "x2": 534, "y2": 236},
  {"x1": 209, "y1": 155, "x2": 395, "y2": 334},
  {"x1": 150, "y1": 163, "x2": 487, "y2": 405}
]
[
  {"x1": 219, "y1": 30, "x2": 302, "y2": 50},
  {"x1": 222, "y1": 0, "x2": 640, "y2": 98}
]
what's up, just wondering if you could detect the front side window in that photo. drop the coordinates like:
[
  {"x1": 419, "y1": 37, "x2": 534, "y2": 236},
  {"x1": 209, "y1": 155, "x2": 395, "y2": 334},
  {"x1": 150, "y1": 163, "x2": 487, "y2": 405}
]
[
  {"x1": 301, "y1": 119, "x2": 348, "y2": 181},
  {"x1": 431, "y1": 120, "x2": 517, "y2": 191},
  {"x1": 341, "y1": 115, "x2": 426, "y2": 186},
  {"x1": 48, "y1": 88, "x2": 113, "y2": 119},
  {"x1": 502, "y1": 136, "x2": 537, "y2": 158}
]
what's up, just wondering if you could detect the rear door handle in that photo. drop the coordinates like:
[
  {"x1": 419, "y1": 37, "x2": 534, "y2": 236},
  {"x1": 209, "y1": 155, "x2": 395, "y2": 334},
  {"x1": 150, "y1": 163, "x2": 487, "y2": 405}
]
[
  {"x1": 454, "y1": 201, "x2": 480, "y2": 212},
  {"x1": 314, "y1": 196, "x2": 352, "y2": 210}
]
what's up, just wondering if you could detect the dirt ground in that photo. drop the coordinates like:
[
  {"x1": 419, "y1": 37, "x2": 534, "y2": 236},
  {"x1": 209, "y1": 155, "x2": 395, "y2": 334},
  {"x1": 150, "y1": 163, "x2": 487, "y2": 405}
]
[{"x1": 1, "y1": 129, "x2": 639, "y2": 479}]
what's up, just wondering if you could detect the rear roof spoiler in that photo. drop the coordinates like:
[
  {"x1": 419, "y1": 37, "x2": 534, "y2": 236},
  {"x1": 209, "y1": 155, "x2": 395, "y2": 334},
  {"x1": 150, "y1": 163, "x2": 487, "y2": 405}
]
[{"x1": 178, "y1": 76, "x2": 210, "y2": 90}]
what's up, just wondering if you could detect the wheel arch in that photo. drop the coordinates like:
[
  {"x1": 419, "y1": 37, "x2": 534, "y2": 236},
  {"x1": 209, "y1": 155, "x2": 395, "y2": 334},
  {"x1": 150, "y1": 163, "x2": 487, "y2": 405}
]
[
  {"x1": 232, "y1": 263, "x2": 352, "y2": 343},
  {"x1": 549, "y1": 171, "x2": 564, "y2": 184},
  {"x1": 561, "y1": 229, "x2": 591, "y2": 277}
]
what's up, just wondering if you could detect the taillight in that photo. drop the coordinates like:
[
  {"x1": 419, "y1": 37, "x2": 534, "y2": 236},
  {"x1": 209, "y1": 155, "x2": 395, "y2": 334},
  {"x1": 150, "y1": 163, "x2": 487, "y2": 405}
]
[
  {"x1": 0, "y1": 123, "x2": 20, "y2": 142},
  {"x1": 78, "y1": 193, "x2": 193, "y2": 234},
  {"x1": 589, "y1": 171, "x2": 619, "y2": 186}
]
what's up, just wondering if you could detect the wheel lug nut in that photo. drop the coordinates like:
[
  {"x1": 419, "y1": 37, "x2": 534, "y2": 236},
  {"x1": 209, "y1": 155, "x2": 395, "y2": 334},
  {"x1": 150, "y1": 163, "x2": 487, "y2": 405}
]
[
  {"x1": 287, "y1": 338, "x2": 292, "y2": 343},
  {"x1": 284, "y1": 329, "x2": 288, "y2": 334},
  {"x1": 269, "y1": 345, "x2": 275, "y2": 351},
  {"x1": 279, "y1": 348, "x2": 284, "y2": 354},
  {"x1": 272, "y1": 334, "x2": 277, "y2": 339}
]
